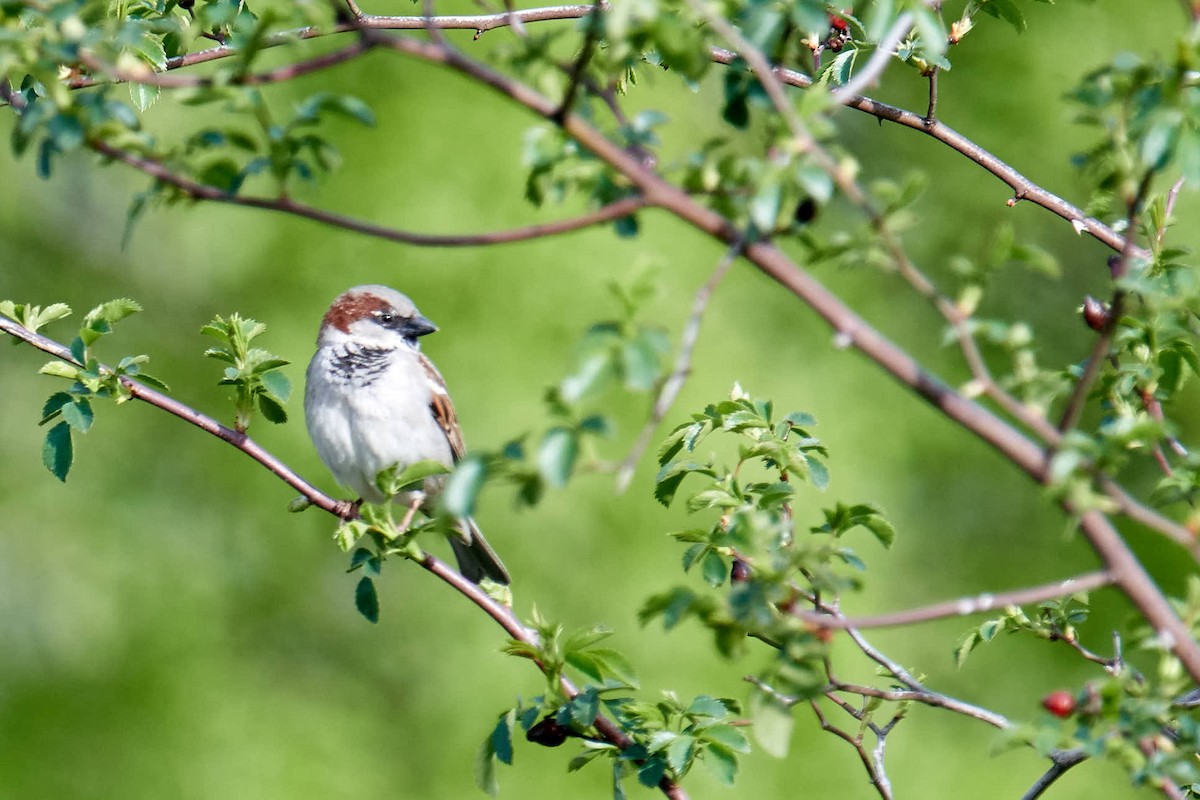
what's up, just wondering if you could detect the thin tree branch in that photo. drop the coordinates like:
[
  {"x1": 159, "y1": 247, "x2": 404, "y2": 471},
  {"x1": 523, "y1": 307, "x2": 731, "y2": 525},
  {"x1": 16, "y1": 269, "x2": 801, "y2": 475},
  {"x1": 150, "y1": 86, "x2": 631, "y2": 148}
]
[
  {"x1": 794, "y1": 570, "x2": 1113, "y2": 630},
  {"x1": 41, "y1": 4, "x2": 1141, "y2": 260},
  {"x1": 1058, "y1": 173, "x2": 1153, "y2": 434},
  {"x1": 77, "y1": 38, "x2": 375, "y2": 88},
  {"x1": 1019, "y1": 750, "x2": 1089, "y2": 800},
  {"x1": 807, "y1": 698, "x2": 893, "y2": 800},
  {"x1": 614, "y1": 236, "x2": 743, "y2": 493},
  {"x1": 89, "y1": 139, "x2": 646, "y2": 246},
  {"x1": 0, "y1": 311, "x2": 689, "y2": 800},
  {"x1": 553, "y1": 0, "x2": 603, "y2": 123},
  {"x1": 706, "y1": 46, "x2": 1145, "y2": 260}
]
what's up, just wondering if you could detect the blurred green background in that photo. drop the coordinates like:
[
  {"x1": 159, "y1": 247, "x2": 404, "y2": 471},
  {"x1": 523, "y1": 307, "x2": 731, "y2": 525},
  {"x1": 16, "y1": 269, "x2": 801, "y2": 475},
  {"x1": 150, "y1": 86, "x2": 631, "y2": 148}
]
[{"x1": 1, "y1": 1, "x2": 1196, "y2": 797}]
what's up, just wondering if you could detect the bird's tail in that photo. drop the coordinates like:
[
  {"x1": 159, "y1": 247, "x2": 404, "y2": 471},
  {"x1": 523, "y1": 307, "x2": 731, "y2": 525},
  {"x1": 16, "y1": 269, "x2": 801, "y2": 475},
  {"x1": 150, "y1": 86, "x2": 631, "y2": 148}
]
[{"x1": 450, "y1": 519, "x2": 511, "y2": 585}]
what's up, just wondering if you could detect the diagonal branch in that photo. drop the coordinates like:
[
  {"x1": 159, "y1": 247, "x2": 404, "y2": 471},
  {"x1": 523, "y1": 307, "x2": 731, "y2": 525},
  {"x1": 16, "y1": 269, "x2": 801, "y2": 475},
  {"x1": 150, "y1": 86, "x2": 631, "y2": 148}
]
[
  {"x1": 42, "y1": 4, "x2": 1140, "y2": 259},
  {"x1": 371, "y1": 31, "x2": 1200, "y2": 683},
  {"x1": 794, "y1": 570, "x2": 1113, "y2": 630},
  {"x1": 89, "y1": 139, "x2": 646, "y2": 247},
  {"x1": 0, "y1": 311, "x2": 689, "y2": 800}
]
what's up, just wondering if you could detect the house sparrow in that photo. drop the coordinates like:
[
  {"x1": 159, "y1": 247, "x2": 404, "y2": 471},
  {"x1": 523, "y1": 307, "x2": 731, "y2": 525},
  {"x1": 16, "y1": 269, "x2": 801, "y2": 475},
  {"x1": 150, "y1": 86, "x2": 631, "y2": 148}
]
[{"x1": 304, "y1": 284, "x2": 510, "y2": 585}]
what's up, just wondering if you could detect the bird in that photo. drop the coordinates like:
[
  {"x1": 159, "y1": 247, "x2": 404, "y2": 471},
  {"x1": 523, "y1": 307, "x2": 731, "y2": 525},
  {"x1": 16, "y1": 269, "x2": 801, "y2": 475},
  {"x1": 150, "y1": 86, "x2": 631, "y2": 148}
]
[{"x1": 304, "y1": 284, "x2": 510, "y2": 585}]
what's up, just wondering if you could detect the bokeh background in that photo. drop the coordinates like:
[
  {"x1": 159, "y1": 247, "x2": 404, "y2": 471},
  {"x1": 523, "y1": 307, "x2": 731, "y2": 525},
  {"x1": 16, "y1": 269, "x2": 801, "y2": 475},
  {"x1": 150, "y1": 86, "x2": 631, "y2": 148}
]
[{"x1": 1, "y1": 1, "x2": 1196, "y2": 797}]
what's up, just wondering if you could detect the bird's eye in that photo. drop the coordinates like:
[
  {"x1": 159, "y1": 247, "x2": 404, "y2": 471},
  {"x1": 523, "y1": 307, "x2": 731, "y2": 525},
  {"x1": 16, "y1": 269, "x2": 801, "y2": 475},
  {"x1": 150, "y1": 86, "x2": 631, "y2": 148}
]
[{"x1": 376, "y1": 311, "x2": 395, "y2": 326}]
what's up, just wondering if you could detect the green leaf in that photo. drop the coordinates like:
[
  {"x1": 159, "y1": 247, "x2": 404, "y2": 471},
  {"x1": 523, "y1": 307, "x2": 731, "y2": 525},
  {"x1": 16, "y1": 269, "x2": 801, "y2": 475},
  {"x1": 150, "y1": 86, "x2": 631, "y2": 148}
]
[
  {"x1": 749, "y1": 690, "x2": 793, "y2": 757},
  {"x1": 354, "y1": 576, "x2": 379, "y2": 623},
  {"x1": 621, "y1": 334, "x2": 663, "y2": 391},
  {"x1": 980, "y1": 0, "x2": 1026, "y2": 32},
  {"x1": 442, "y1": 455, "x2": 486, "y2": 516},
  {"x1": 61, "y1": 397, "x2": 94, "y2": 433},
  {"x1": 687, "y1": 696, "x2": 729, "y2": 718},
  {"x1": 636, "y1": 756, "x2": 666, "y2": 788},
  {"x1": 702, "y1": 724, "x2": 751, "y2": 753},
  {"x1": 257, "y1": 394, "x2": 288, "y2": 424},
  {"x1": 42, "y1": 421, "x2": 72, "y2": 481},
  {"x1": 84, "y1": 298, "x2": 142, "y2": 328},
  {"x1": 701, "y1": 550, "x2": 727, "y2": 587},
  {"x1": 475, "y1": 726, "x2": 500, "y2": 797},
  {"x1": 259, "y1": 369, "x2": 291, "y2": 401},
  {"x1": 492, "y1": 709, "x2": 515, "y2": 766},
  {"x1": 39, "y1": 361, "x2": 80, "y2": 380},
  {"x1": 538, "y1": 427, "x2": 579, "y2": 488},
  {"x1": 39, "y1": 391, "x2": 73, "y2": 424},
  {"x1": 702, "y1": 743, "x2": 738, "y2": 785},
  {"x1": 665, "y1": 735, "x2": 694, "y2": 774}
]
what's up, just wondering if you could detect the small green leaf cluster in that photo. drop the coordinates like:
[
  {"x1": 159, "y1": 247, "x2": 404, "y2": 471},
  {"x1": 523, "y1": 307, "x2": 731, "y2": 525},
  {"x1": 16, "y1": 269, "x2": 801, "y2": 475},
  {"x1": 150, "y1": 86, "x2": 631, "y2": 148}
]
[
  {"x1": 954, "y1": 594, "x2": 1092, "y2": 668},
  {"x1": 179, "y1": 89, "x2": 375, "y2": 196},
  {"x1": 333, "y1": 460, "x2": 454, "y2": 623},
  {"x1": 443, "y1": 273, "x2": 668, "y2": 512},
  {"x1": 484, "y1": 610, "x2": 750, "y2": 795},
  {"x1": 645, "y1": 388, "x2": 894, "y2": 755},
  {"x1": 1069, "y1": 49, "x2": 1200, "y2": 212},
  {"x1": 201, "y1": 312, "x2": 290, "y2": 431},
  {"x1": 3, "y1": 0, "x2": 372, "y2": 233},
  {"x1": 964, "y1": 581, "x2": 1200, "y2": 793},
  {"x1": 951, "y1": 0, "x2": 1056, "y2": 39},
  {"x1": 586, "y1": 693, "x2": 749, "y2": 789},
  {"x1": 2, "y1": 298, "x2": 166, "y2": 481}
]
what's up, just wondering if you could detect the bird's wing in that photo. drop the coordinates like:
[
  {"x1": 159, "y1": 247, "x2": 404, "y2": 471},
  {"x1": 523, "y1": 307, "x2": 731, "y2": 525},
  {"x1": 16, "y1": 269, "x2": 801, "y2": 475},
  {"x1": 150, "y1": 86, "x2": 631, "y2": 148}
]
[{"x1": 420, "y1": 354, "x2": 466, "y2": 462}]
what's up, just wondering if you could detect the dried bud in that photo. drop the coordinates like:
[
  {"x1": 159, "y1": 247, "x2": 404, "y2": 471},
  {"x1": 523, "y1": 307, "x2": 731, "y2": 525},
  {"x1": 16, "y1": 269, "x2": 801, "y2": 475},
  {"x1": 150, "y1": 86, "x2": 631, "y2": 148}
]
[
  {"x1": 526, "y1": 716, "x2": 571, "y2": 747},
  {"x1": 731, "y1": 558, "x2": 751, "y2": 583},
  {"x1": 1081, "y1": 296, "x2": 1111, "y2": 331},
  {"x1": 794, "y1": 196, "x2": 818, "y2": 225},
  {"x1": 1041, "y1": 690, "x2": 1076, "y2": 718}
]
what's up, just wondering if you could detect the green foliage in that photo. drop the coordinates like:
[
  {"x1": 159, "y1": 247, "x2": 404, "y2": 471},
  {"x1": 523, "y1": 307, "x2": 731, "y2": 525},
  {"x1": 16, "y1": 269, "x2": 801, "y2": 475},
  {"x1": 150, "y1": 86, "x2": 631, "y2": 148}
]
[
  {"x1": 5, "y1": 0, "x2": 1200, "y2": 797},
  {"x1": 982, "y1": 580, "x2": 1200, "y2": 791},
  {"x1": 644, "y1": 387, "x2": 898, "y2": 755},
  {"x1": 2, "y1": 297, "x2": 165, "y2": 481},
  {"x1": 955, "y1": 594, "x2": 1092, "y2": 668},
  {"x1": 441, "y1": 272, "x2": 667, "y2": 512},
  {"x1": 201, "y1": 312, "x2": 290, "y2": 431}
]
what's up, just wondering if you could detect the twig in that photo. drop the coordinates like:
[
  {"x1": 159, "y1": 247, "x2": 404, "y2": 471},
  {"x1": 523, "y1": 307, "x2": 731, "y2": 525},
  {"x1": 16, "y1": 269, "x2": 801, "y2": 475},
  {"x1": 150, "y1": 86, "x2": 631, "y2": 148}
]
[
  {"x1": 925, "y1": 68, "x2": 938, "y2": 122},
  {"x1": 1058, "y1": 173, "x2": 1153, "y2": 434},
  {"x1": 614, "y1": 236, "x2": 743, "y2": 492},
  {"x1": 1019, "y1": 750, "x2": 1088, "y2": 800},
  {"x1": 76, "y1": 39, "x2": 374, "y2": 88},
  {"x1": 90, "y1": 139, "x2": 645, "y2": 247},
  {"x1": 552, "y1": 0, "x2": 603, "y2": 123},
  {"x1": 705, "y1": 46, "x2": 1144, "y2": 259},
  {"x1": 808, "y1": 699, "x2": 893, "y2": 800},
  {"x1": 793, "y1": 570, "x2": 1113, "y2": 630}
]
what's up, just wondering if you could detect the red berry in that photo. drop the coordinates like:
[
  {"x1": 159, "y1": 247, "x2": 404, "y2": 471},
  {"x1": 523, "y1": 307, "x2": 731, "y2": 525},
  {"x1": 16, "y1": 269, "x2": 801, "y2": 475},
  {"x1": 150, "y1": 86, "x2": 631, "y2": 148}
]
[{"x1": 1041, "y1": 690, "x2": 1076, "y2": 718}]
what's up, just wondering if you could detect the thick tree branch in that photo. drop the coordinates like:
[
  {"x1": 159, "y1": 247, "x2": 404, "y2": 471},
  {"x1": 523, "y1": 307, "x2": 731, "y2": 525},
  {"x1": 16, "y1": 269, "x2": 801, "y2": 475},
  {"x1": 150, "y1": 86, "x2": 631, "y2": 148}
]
[{"x1": 371, "y1": 32, "x2": 1200, "y2": 682}]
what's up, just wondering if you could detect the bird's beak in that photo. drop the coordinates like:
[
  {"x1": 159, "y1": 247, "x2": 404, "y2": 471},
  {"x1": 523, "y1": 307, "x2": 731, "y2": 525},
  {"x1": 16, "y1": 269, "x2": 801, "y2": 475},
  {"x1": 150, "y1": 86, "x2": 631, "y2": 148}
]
[{"x1": 403, "y1": 314, "x2": 438, "y2": 338}]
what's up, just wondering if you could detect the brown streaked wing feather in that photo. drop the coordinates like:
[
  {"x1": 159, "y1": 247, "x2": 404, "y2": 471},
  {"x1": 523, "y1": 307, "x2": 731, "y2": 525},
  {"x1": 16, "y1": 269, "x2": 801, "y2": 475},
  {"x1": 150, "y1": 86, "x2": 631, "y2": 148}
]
[{"x1": 420, "y1": 353, "x2": 466, "y2": 461}]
